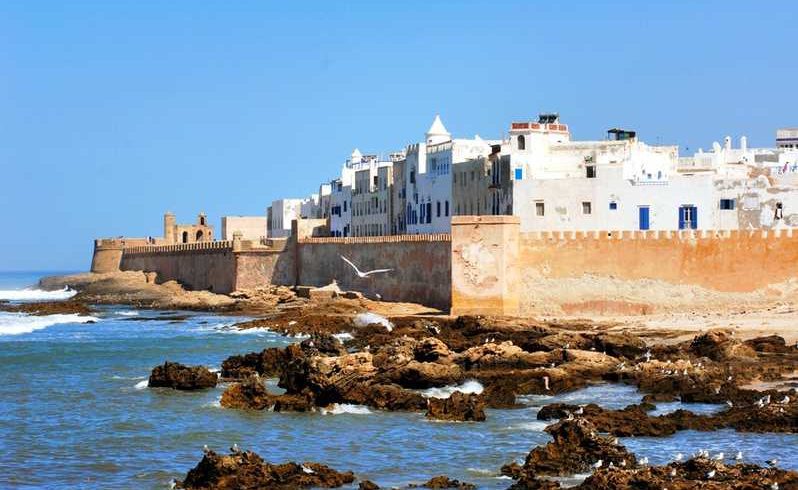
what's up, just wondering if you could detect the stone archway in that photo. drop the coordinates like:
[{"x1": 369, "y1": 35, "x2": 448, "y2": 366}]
[{"x1": 196, "y1": 230, "x2": 204, "y2": 242}]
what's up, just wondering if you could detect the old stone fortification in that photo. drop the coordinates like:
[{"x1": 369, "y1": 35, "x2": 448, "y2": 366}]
[
  {"x1": 94, "y1": 216, "x2": 798, "y2": 315},
  {"x1": 298, "y1": 234, "x2": 451, "y2": 309}
]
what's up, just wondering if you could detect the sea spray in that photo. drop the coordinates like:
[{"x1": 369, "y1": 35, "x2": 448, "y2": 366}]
[
  {"x1": 354, "y1": 312, "x2": 393, "y2": 331},
  {"x1": 0, "y1": 312, "x2": 99, "y2": 336}
]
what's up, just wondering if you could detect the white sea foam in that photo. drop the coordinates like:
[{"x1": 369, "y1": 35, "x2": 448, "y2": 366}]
[
  {"x1": 510, "y1": 420, "x2": 550, "y2": 432},
  {"x1": 420, "y1": 380, "x2": 484, "y2": 399},
  {"x1": 134, "y1": 379, "x2": 149, "y2": 390},
  {"x1": 0, "y1": 312, "x2": 99, "y2": 336},
  {"x1": 320, "y1": 404, "x2": 372, "y2": 415},
  {"x1": 333, "y1": 332, "x2": 354, "y2": 341},
  {"x1": 0, "y1": 286, "x2": 76, "y2": 302},
  {"x1": 354, "y1": 312, "x2": 392, "y2": 332},
  {"x1": 117, "y1": 310, "x2": 139, "y2": 317}
]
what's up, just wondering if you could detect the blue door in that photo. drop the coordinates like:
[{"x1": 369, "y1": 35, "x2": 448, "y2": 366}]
[
  {"x1": 679, "y1": 206, "x2": 697, "y2": 230},
  {"x1": 639, "y1": 206, "x2": 650, "y2": 230}
]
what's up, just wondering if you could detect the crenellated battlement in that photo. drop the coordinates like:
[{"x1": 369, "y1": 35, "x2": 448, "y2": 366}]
[
  {"x1": 299, "y1": 233, "x2": 451, "y2": 244},
  {"x1": 520, "y1": 228, "x2": 798, "y2": 241},
  {"x1": 123, "y1": 240, "x2": 234, "y2": 255}
]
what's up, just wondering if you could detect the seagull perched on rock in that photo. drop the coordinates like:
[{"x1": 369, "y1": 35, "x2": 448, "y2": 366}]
[
  {"x1": 780, "y1": 395, "x2": 790, "y2": 404},
  {"x1": 726, "y1": 400, "x2": 734, "y2": 408},
  {"x1": 640, "y1": 457, "x2": 649, "y2": 466},
  {"x1": 543, "y1": 376, "x2": 550, "y2": 391},
  {"x1": 203, "y1": 444, "x2": 210, "y2": 454},
  {"x1": 231, "y1": 443, "x2": 240, "y2": 453},
  {"x1": 735, "y1": 451, "x2": 743, "y2": 461},
  {"x1": 301, "y1": 464, "x2": 315, "y2": 474},
  {"x1": 670, "y1": 467, "x2": 677, "y2": 477},
  {"x1": 593, "y1": 459, "x2": 603, "y2": 469},
  {"x1": 707, "y1": 469, "x2": 716, "y2": 479},
  {"x1": 340, "y1": 255, "x2": 393, "y2": 278},
  {"x1": 767, "y1": 458, "x2": 779, "y2": 467},
  {"x1": 714, "y1": 452, "x2": 724, "y2": 461}
]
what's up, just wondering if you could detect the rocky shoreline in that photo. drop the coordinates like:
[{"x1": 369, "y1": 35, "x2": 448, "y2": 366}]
[{"x1": 33, "y1": 272, "x2": 798, "y2": 488}]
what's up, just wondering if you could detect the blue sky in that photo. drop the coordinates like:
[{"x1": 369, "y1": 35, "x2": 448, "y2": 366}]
[{"x1": 1, "y1": 1, "x2": 796, "y2": 271}]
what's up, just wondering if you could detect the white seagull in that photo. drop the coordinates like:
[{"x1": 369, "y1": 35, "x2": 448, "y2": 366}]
[
  {"x1": 640, "y1": 457, "x2": 649, "y2": 465},
  {"x1": 593, "y1": 459, "x2": 603, "y2": 469},
  {"x1": 735, "y1": 451, "x2": 743, "y2": 461},
  {"x1": 707, "y1": 469, "x2": 716, "y2": 479},
  {"x1": 341, "y1": 255, "x2": 393, "y2": 278}
]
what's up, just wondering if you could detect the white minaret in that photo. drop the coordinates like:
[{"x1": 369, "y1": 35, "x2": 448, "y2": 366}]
[{"x1": 426, "y1": 115, "x2": 451, "y2": 145}]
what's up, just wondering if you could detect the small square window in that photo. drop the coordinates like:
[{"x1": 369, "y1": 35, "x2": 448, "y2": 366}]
[
  {"x1": 609, "y1": 202, "x2": 618, "y2": 210},
  {"x1": 719, "y1": 198, "x2": 736, "y2": 210},
  {"x1": 582, "y1": 201, "x2": 592, "y2": 215},
  {"x1": 535, "y1": 201, "x2": 545, "y2": 217},
  {"x1": 515, "y1": 168, "x2": 523, "y2": 180}
]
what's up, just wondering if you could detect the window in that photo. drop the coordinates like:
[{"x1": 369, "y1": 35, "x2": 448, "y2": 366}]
[
  {"x1": 586, "y1": 165, "x2": 596, "y2": 178},
  {"x1": 719, "y1": 198, "x2": 736, "y2": 210},
  {"x1": 609, "y1": 201, "x2": 618, "y2": 210},
  {"x1": 410, "y1": 170, "x2": 415, "y2": 184},
  {"x1": 517, "y1": 135, "x2": 526, "y2": 150},
  {"x1": 426, "y1": 202, "x2": 432, "y2": 223},
  {"x1": 445, "y1": 200, "x2": 449, "y2": 217},
  {"x1": 582, "y1": 201, "x2": 592, "y2": 215},
  {"x1": 535, "y1": 201, "x2": 545, "y2": 217},
  {"x1": 437, "y1": 201, "x2": 441, "y2": 217},
  {"x1": 515, "y1": 168, "x2": 523, "y2": 180}
]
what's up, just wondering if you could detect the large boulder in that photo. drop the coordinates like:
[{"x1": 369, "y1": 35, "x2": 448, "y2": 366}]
[
  {"x1": 148, "y1": 361, "x2": 217, "y2": 390},
  {"x1": 425, "y1": 392, "x2": 486, "y2": 422},
  {"x1": 459, "y1": 341, "x2": 548, "y2": 369},
  {"x1": 220, "y1": 375, "x2": 273, "y2": 410},
  {"x1": 176, "y1": 449, "x2": 356, "y2": 489},
  {"x1": 689, "y1": 329, "x2": 756, "y2": 361}
]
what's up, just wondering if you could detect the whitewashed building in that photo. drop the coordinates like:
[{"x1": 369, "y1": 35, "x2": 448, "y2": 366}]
[{"x1": 267, "y1": 198, "x2": 303, "y2": 238}]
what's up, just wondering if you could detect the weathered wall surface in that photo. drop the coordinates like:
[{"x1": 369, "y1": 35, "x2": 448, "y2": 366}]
[
  {"x1": 297, "y1": 235, "x2": 452, "y2": 310},
  {"x1": 121, "y1": 242, "x2": 236, "y2": 293},
  {"x1": 519, "y1": 229, "x2": 798, "y2": 293},
  {"x1": 450, "y1": 216, "x2": 520, "y2": 316}
]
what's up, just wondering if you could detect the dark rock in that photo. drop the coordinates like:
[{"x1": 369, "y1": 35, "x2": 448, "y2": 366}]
[
  {"x1": 412, "y1": 475, "x2": 476, "y2": 489},
  {"x1": 425, "y1": 392, "x2": 486, "y2": 422},
  {"x1": 176, "y1": 449, "x2": 355, "y2": 489},
  {"x1": 358, "y1": 481, "x2": 380, "y2": 490},
  {"x1": 301, "y1": 333, "x2": 347, "y2": 356},
  {"x1": 220, "y1": 375, "x2": 273, "y2": 410},
  {"x1": 593, "y1": 333, "x2": 647, "y2": 358},
  {"x1": 745, "y1": 335, "x2": 792, "y2": 353},
  {"x1": 148, "y1": 361, "x2": 217, "y2": 390},
  {"x1": 689, "y1": 329, "x2": 756, "y2": 361},
  {"x1": 577, "y1": 456, "x2": 798, "y2": 490},
  {"x1": 513, "y1": 419, "x2": 636, "y2": 477}
]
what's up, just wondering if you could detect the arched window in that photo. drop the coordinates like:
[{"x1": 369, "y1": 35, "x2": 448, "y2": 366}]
[
  {"x1": 182, "y1": 231, "x2": 189, "y2": 243},
  {"x1": 196, "y1": 230, "x2": 204, "y2": 241},
  {"x1": 518, "y1": 135, "x2": 526, "y2": 150}
]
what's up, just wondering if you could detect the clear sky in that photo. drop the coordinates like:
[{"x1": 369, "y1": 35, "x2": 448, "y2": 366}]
[{"x1": 1, "y1": 1, "x2": 796, "y2": 271}]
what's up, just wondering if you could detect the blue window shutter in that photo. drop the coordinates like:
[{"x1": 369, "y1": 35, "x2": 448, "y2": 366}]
[
  {"x1": 515, "y1": 168, "x2": 523, "y2": 180},
  {"x1": 678, "y1": 207, "x2": 685, "y2": 230},
  {"x1": 691, "y1": 206, "x2": 697, "y2": 229}
]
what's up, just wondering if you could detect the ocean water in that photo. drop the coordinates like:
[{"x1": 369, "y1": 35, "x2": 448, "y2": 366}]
[{"x1": 1, "y1": 272, "x2": 797, "y2": 489}]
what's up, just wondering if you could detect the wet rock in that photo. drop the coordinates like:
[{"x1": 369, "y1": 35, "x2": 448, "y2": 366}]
[
  {"x1": 412, "y1": 475, "x2": 477, "y2": 489},
  {"x1": 358, "y1": 480, "x2": 380, "y2": 490},
  {"x1": 221, "y1": 346, "x2": 292, "y2": 379},
  {"x1": 301, "y1": 332, "x2": 347, "y2": 356},
  {"x1": 0, "y1": 299, "x2": 95, "y2": 316},
  {"x1": 459, "y1": 341, "x2": 548, "y2": 369},
  {"x1": 176, "y1": 449, "x2": 356, "y2": 489},
  {"x1": 425, "y1": 392, "x2": 486, "y2": 422},
  {"x1": 148, "y1": 361, "x2": 217, "y2": 390},
  {"x1": 220, "y1": 375, "x2": 273, "y2": 410},
  {"x1": 577, "y1": 456, "x2": 798, "y2": 490},
  {"x1": 593, "y1": 333, "x2": 647, "y2": 359},
  {"x1": 392, "y1": 361, "x2": 463, "y2": 389},
  {"x1": 341, "y1": 382, "x2": 427, "y2": 411},
  {"x1": 414, "y1": 337, "x2": 453, "y2": 363},
  {"x1": 745, "y1": 335, "x2": 793, "y2": 353},
  {"x1": 513, "y1": 419, "x2": 636, "y2": 477},
  {"x1": 481, "y1": 380, "x2": 520, "y2": 408},
  {"x1": 689, "y1": 329, "x2": 756, "y2": 361}
]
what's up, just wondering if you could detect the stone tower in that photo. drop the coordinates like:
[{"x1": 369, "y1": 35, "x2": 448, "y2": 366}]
[{"x1": 164, "y1": 212, "x2": 176, "y2": 244}]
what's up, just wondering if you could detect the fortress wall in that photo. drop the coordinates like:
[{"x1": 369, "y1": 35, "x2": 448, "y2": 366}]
[
  {"x1": 518, "y1": 228, "x2": 798, "y2": 293},
  {"x1": 451, "y1": 218, "x2": 798, "y2": 315},
  {"x1": 120, "y1": 245, "x2": 236, "y2": 293},
  {"x1": 297, "y1": 234, "x2": 452, "y2": 310},
  {"x1": 234, "y1": 250, "x2": 296, "y2": 290}
]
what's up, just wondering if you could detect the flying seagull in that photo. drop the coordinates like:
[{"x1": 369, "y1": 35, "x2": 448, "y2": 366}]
[{"x1": 341, "y1": 255, "x2": 393, "y2": 278}]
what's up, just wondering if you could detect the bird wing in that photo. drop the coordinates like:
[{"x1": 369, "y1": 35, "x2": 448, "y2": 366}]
[
  {"x1": 340, "y1": 255, "x2": 363, "y2": 276},
  {"x1": 362, "y1": 268, "x2": 393, "y2": 277}
]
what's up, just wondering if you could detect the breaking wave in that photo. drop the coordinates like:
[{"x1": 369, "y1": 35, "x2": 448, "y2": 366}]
[
  {"x1": 320, "y1": 404, "x2": 372, "y2": 415},
  {"x1": 134, "y1": 380, "x2": 149, "y2": 390},
  {"x1": 333, "y1": 332, "x2": 354, "y2": 342},
  {"x1": 0, "y1": 312, "x2": 99, "y2": 336},
  {"x1": 0, "y1": 286, "x2": 76, "y2": 302},
  {"x1": 354, "y1": 312, "x2": 393, "y2": 332},
  {"x1": 419, "y1": 380, "x2": 484, "y2": 399}
]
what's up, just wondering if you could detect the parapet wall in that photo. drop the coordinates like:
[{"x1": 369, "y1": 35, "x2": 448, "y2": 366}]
[
  {"x1": 297, "y1": 234, "x2": 452, "y2": 309},
  {"x1": 120, "y1": 241, "x2": 237, "y2": 293}
]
